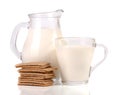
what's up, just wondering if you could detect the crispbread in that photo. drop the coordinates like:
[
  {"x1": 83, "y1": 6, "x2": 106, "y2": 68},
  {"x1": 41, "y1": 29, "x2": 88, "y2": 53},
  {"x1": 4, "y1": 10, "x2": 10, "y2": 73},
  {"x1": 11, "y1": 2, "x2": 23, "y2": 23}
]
[
  {"x1": 16, "y1": 62, "x2": 50, "y2": 68},
  {"x1": 19, "y1": 78, "x2": 53, "y2": 83},
  {"x1": 18, "y1": 79, "x2": 53, "y2": 86},
  {"x1": 20, "y1": 73, "x2": 55, "y2": 79},
  {"x1": 19, "y1": 76, "x2": 52, "y2": 80},
  {"x1": 22, "y1": 66, "x2": 51, "y2": 69},
  {"x1": 18, "y1": 82, "x2": 53, "y2": 86},
  {"x1": 18, "y1": 67, "x2": 57, "y2": 73}
]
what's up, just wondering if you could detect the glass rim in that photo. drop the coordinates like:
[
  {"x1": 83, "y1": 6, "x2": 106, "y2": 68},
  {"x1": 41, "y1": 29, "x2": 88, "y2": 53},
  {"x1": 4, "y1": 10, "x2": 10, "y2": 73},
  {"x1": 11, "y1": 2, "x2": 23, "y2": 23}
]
[
  {"x1": 55, "y1": 37, "x2": 95, "y2": 41},
  {"x1": 55, "y1": 37, "x2": 96, "y2": 47}
]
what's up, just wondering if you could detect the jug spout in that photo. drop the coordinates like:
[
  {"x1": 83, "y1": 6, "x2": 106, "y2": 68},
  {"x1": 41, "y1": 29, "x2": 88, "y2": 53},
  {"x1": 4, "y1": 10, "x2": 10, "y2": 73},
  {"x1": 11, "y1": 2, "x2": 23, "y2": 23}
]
[{"x1": 55, "y1": 9, "x2": 64, "y2": 17}]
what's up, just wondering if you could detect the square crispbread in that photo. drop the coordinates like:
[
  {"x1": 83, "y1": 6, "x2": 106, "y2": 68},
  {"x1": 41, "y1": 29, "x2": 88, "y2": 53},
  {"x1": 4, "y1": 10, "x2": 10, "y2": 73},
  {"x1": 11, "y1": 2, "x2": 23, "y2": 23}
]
[
  {"x1": 18, "y1": 78, "x2": 53, "y2": 83},
  {"x1": 22, "y1": 66, "x2": 51, "y2": 69},
  {"x1": 18, "y1": 67, "x2": 57, "y2": 73},
  {"x1": 20, "y1": 73, "x2": 55, "y2": 79},
  {"x1": 18, "y1": 79, "x2": 53, "y2": 86},
  {"x1": 19, "y1": 76, "x2": 52, "y2": 80},
  {"x1": 15, "y1": 62, "x2": 50, "y2": 68},
  {"x1": 21, "y1": 66, "x2": 57, "y2": 71},
  {"x1": 18, "y1": 82, "x2": 53, "y2": 86}
]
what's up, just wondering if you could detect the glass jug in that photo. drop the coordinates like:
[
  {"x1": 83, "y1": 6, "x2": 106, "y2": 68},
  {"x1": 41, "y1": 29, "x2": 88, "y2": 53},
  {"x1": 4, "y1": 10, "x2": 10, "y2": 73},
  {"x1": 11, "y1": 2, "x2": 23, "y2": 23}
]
[{"x1": 10, "y1": 9, "x2": 63, "y2": 84}]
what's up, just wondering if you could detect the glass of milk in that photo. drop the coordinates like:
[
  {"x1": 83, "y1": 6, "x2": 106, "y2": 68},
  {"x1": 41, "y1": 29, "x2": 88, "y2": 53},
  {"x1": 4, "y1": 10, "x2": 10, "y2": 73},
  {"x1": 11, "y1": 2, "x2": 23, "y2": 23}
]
[{"x1": 55, "y1": 37, "x2": 108, "y2": 85}]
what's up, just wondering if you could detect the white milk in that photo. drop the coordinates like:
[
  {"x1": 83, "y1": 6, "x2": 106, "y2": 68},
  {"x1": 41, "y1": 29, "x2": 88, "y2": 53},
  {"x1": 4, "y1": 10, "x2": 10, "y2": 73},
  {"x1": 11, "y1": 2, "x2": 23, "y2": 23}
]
[
  {"x1": 21, "y1": 28, "x2": 62, "y2": 79},
  {"x1": 56, "y1": 45, "x2": 95, "y2": 82}
]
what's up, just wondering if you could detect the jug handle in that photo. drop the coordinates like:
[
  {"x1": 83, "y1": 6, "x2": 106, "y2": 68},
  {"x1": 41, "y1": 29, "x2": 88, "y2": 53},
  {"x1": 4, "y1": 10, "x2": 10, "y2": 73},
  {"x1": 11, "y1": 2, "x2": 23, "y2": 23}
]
[
  {"x1": 10, "y1": 22, "x2": 29, "y2": 60},
  {"x1": 90, "y1": 44, "x2": 108, "y2": 73}
]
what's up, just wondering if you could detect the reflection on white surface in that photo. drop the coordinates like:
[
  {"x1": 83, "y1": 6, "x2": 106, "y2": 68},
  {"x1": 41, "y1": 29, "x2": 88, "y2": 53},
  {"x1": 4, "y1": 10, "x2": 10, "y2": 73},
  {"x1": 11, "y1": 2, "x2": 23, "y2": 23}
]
[
  {"x1": 19, "y1": 85, "x2": 90, "y2": 95},
  {"x1": 62, "y1": 85, "x2": 90, "y2": 95},
  {"x1": 19, "y1": 85, "x2": 62, "y2": 95}
]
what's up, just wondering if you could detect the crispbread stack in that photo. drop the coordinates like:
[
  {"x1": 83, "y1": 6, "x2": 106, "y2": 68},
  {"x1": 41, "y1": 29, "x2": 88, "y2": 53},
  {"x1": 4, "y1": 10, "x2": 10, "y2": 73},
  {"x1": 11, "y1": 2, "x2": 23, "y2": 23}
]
[{"x1": 15, "y1": 62, "x2": 57, "y2": 87}]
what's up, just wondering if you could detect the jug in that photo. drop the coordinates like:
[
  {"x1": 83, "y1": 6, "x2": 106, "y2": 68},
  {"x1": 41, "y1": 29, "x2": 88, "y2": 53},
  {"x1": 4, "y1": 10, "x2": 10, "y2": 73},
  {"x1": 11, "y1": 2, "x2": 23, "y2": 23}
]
[{"x1": 10, "y1": 9, "x2": 63, "y2": 84}]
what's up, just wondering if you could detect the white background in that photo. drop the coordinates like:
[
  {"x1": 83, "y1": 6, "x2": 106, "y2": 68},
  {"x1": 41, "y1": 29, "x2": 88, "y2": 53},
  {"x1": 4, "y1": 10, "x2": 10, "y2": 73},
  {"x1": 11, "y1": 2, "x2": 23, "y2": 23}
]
[{"x1": 0, "y1": 0, "x2": 120, "y2": 95}]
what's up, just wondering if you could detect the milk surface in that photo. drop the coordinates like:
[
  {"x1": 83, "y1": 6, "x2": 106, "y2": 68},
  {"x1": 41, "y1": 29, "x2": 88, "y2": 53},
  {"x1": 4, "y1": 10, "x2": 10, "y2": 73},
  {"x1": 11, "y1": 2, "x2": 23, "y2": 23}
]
[{"x1": 56, "y1": 45, "x2": 95, "y2": 82}]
